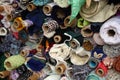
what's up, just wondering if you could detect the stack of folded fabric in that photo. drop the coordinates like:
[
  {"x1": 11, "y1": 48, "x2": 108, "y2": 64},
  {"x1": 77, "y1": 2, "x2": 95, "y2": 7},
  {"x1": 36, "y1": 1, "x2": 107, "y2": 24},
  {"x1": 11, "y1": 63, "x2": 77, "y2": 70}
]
[{"x1": 0, "y1": 0, "x2": 120, "y2": 80}]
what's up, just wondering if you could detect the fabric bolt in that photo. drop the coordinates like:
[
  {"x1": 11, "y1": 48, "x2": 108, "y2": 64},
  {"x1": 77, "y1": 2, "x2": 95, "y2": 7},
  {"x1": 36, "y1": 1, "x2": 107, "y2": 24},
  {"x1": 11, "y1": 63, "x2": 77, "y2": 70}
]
[
  {"x1": 26, "y1": 8, "x2": 46, "y2": 35},
  {"x1": 51, "y1": 5, "x2": 71, "y2": 26},
  {"x1": 113, "y1": 55, "x2": 120, "y2": 72},
  {"x1": 68, "y1": 0, "x2": 86, "y2": 23},
  {"x1": 103, "y1": 44, "x2": 120, "y2": 58},
  {"x1": 49, "y1": 43, "x2": 71, "y2": 61},
  {"x1": 86, "y1": 71, "x2": 106, "y2": 80},
  {"x1": 42, "y1": 20, "x2": 59, "y2": 33},
  {"x1": 93, "y1": 33, "x2": 105, "y2": 45},
  {"x1": 26, "y1": 55, "x2": 46, "y2": 71},
  {"x1": 91, "y1": 46, "x2": 107, "y2": 60},
  {"x1": 80, "y1": 0, "x2": 120, "y2": 22},
  {"x1": 33, "y1": 0, "x2": 52, "y2": 6},
  {"x1": 105, "y1": 69, "x2": 120, "y2": 80},
  {"x1": 4, "y1": 55, "x2": 25, "y2": 71},
  {"x1": 53, "y1": 0, "x2": 69, "y2": 8},
  {"x1": 100, "y1": 16, "x2": 120, "y2": 45},
  {"x1": 10, "y1": 70, "x2": 20, "y2": 80},
  {"x1": 72, "y1": 64, "x2": 93, "y2": 80}
]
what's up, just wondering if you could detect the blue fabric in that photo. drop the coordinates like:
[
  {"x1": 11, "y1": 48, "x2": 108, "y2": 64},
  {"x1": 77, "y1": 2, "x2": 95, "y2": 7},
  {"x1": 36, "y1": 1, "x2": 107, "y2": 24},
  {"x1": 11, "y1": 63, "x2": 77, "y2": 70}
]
[
  {"x1": 91, "y1": 46, "x2": 107, "y2": 61},
  {"x1": 26, "y1": 8, "x2": 46, "y2": 35},
  {"x1": 27, "y1": 56, "x2": 46, "y2": 71},
  {"x1": 33, "y1": 0, "x2": 52, "y2": 6}
]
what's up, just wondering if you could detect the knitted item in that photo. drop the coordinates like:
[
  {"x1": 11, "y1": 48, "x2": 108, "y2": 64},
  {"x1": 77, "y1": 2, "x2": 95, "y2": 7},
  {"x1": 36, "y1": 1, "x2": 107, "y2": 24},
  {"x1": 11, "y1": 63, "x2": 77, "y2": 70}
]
[{"x1": 4, "y1": 55, "x2": 25, "y2": 71}]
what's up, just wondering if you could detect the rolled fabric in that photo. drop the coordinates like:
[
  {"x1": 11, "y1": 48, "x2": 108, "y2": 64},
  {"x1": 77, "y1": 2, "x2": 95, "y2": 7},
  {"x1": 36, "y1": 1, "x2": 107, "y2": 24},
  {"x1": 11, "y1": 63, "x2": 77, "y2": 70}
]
[
  {"x1": 55, "y1": 63, "x2": 67, "y2": 74},
  {"x1": 70, "y1": 48, "x2": 91, "y2": 65},
  {"x1": 100, "y1": 16, "x2": 120, "y2": 45},
  {"x1": 4, "y1": 55, "x2": 25, "y2": 71},
  {"x1": 0, "y1": 71, "x2": 10, "y2": 78},
  {"x1": 95, "y1": 62, "x2": 108, "y2": 77},
  {"x1": 86, "y1": 71, "x2": 106, "y2": 80},
  {"x1": 82, "y1": 40, "x2": 93, "y2": 51},
  {"x1": 43, "y1": 2, "x2": 57, "y2": 16},
  {"x1": 12, "y1": 17, "x2": 25, "y2": 32},
  {"x1": 113, "y1": 55, "x2": 120, "y2": 72},
  {"x1": 0, "y1": 6, "x2": 4, "y2": 12},
  {"x1": 26, "y1": 55, "x2": 46, "y2": 71},
  {"x1": 105, "y1": 69, "x2": 120, "y2": 80},
  {"x1": 53, "y1": 0, "x2": 69, "y2": 8},
  {"x1": 81, "y1": 25, "x2": 93, "y2": 37},
  {"x1": 72, "y1": 64, "x2": 93, "y2": 80},
  {"x1": 68, "y1": 0, "x2": 86, "y2": 23},
  {"x1": 27, "y1": 3, "x2": 37, "y2": 12},
  {"x1": 103, "y1": 44, "x2": 120, "y2": 57},
  {"x1": 64, "y1": 16, "x2": 77, "y2": 28},
  {"x1": 44, "y1": 75, "x2": 61, "y2": 80},
  {"x1": 88, "y1": 57, "x2": 99, "y2": 69},
  {"x1": 80, "y1": 0, "x2": 120, "y2": 22},
  {"x1": 77, "y1": 18, "x2": 90, "y2": 28},
  {"x1": 103, "y1": 57, "x2": 114, "y2": 69},
  {"x1": 42, "y1": 20, "x2": 59, "y2": 33},
  {"x1": 0, "y1": 27, "x2": 7, "y2": 36},
  {"x1": 28, "y1": 72, "x2": 40, "y2": 80},
  {"x1": 49, "y1": 43, "x2": 71, "y2": 61},
  {"x1": 93, "y1": 33, "x2": 105, "y2": 45},
  {"x1": 33, "y1": 0, "x2": 52, "y2": 6}
]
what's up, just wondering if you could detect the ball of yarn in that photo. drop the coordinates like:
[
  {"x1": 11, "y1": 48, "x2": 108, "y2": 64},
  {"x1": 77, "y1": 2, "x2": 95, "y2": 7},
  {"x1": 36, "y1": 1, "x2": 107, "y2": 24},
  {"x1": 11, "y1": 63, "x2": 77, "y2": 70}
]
[{"x1": 4, "y1": 55, "x2": 25, "y2": 71}]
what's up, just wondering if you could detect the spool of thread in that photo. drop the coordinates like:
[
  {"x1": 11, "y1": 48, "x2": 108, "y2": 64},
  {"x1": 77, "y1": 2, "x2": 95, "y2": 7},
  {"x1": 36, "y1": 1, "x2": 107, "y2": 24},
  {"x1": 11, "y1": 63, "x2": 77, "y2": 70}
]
[
  {"x1": 54, "y1": 35, "x2": 62, "y2": 43},
  {"x1": 27, "y1": 3, "x2": 37, "y2": 12},
  {"x1": 43, "y1": 3, "x2": 56, "y2": 15},
  {"x1": 27, "y1": 73, "x2": 40, "y2": 80},
  {"x1": 81, "y1": 25, "x2": 93, "y2": 37},
  {"x1": 4, "y1": 55, "x2": 25, "y2": 71},
  {"x1": 0, "y1": 27, "x2": 7, "y2": 36},
  {"x1": 13, "y1": 17, "x2": 25, "y2": 32},
  {"x1": 64, "y1": 16, "x2": 77, "y2": 28},
  {"x1": 0, "y1": 71, "x2": 10, "y2": 78},
  {"x1": 0, "y1": 6, "x2": 4, "y2": 12},
  {"x1": 95, "y1": 62, "x2": 108, "y2": 77},
  {"x1": 56, "y1": 63, "x2": 66, "y2": 74},
  {"x1": 42, "y1": 20, "x2": 59, "y2": 33},
  {"x1": 88, "y1": 57, "x2": 99, "y2": 69}
]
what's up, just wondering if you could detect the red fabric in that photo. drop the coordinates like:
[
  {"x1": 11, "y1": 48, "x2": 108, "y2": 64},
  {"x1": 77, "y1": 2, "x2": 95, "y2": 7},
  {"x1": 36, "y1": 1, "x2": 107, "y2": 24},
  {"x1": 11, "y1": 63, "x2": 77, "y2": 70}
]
[{"x1": 95, "y1": 61, "x2": 108, "y2": 77}]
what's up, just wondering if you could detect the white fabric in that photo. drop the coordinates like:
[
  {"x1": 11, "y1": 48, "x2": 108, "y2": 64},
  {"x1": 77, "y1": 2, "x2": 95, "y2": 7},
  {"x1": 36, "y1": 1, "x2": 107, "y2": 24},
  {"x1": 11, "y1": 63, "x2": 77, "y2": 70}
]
[
  {"x1": 49, "y1": 43, "x2": 71, "y2": 61},
  {"x1": 53, "y1": 0, "x2": 69, "y2": 8},
  {"x1": 44, "y1": 75, "x2": 61, "y2": 80},
  {"x1": 100, "y1": 16, "x2": 120, "y2": 45}
]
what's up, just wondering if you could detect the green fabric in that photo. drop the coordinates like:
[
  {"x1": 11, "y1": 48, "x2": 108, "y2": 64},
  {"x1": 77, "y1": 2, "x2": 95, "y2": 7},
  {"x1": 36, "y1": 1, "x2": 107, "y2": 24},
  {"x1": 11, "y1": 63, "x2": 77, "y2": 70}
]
[
  {"x1": 68, "y1": 0, "x2": 86, "y2": 23},
  {"x1": 0, "y1": 54, "x2": 6, "y2": 71}
]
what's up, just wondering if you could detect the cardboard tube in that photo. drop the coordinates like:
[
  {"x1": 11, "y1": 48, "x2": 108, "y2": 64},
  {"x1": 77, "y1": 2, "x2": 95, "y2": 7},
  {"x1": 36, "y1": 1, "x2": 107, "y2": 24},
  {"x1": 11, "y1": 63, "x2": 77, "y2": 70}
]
[
  {"x1": 56, "y1": 63, "x2": 66, "y2": 74},
  {"x1": 27, "y1": 3, "x2": 36, "y2": 12},
  {"x1": 42, "y1": 25, "x2": 49, "y2": 32},
  {"x1": 28, "y1": 73, "x2": 40, "y2": 80},
  {"x1": 7, "y1": 14, "x2": 13, "y2": 21},
  {"x1": 4, "y1": 52, "x2": 11, "y2": 58},
  {"x1": 54, "y1": 35, "x2": 62, "y2": 43},
  {"x1": 0, "y1": 27, "x2": 7, "y2": 36},
  {"x1": 0, "y1": 71, "x2": 10, "y2": 78},
  {"x1": 69, "y1": 40, "x2": 78, "y2": 49},
  {"x1": 96, "y1": 69, "x2": 104, "y2": 77},
  {"x1": 5, "y1": 61, "x2": 12, "y2": 68},
  {"x1": 20, "y1": 51, "x2": 29, "y2": 57},
  {"x1": 0, "y1": 6, "x2": 4, "y2": 12},
  {"x1": 81, "y1": 26, "x2": 93, "y2": 37},
  {"x1": 64, "y1": 16, "x2": 77, "y2": 28}
]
